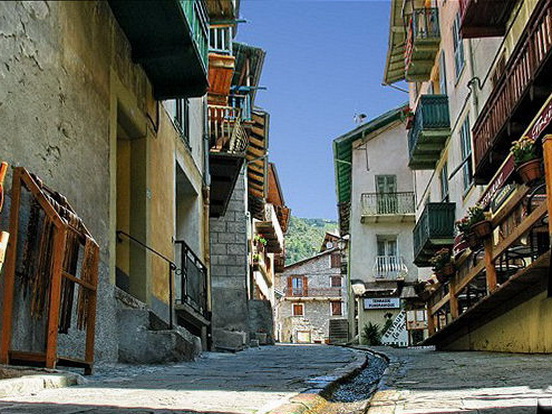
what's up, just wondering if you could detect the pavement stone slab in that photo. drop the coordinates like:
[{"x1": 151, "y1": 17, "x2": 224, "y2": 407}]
[{"x1": 0, "y1": 344, "x2": 365, "y2": 414}]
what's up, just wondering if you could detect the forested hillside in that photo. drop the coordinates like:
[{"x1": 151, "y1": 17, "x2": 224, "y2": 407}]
[{"x1": 285, "y1": 216, "x2": 338, "y2": 265}]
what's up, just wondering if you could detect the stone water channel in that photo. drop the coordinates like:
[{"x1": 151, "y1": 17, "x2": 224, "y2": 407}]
[{"x1": 314, "y1": 352, "x2": 388, "y2": 414}]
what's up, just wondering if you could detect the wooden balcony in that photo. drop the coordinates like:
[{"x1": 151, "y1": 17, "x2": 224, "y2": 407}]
[
  {"x1": 256, "y1": 204, "x2": 284, "y2": 254},
  {"x1": 405, "y1": 8, "x2": 441, "y2": 82},
  {"x1": 424, "y1": 183, "x2": 550, "y2": 349},
  {"x1": 413, "y1": 202, "x2": 456, "y2": 267},
  {"x1": 408, "y1": 95, "x2": 451, "y2": 170},
  {"x1": 459, "y1": 0, "x2": 518, "y2": 38},
  {"x1": 108, "y1": 0, "x2": 208, "y2": 99},
  {"x1": 208, "y1": 104, "x2": 248, "y2": 218},
  {"x1": 283, "y1": 287, "x2": 343, "y2": 299},
  {"x1": 361, "y1": 192, "x2": 415, "y2": 223},
  {"x1": 473, "y1": 0, "x2": 552, "y2": 183}
]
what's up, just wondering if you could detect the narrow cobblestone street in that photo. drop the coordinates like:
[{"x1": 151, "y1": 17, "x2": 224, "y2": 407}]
[{"x1": 0, "y1": 345, "x2": 365, "y2": 414}]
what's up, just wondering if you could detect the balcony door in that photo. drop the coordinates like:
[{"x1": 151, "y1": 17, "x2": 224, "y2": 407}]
[
  {"x1": 376, "y1": 175, "x2": 397, "y2": 214},
  {"x1": 376, "y1": 237, "x2": 398, "y2": 278}
]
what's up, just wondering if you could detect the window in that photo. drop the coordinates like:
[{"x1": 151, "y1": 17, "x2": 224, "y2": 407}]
[
  {"x1": 439, "y1": 50, "x2": 447, "y2": 95},
  {"x1": 331, "y1": 276, "x2": 342, "y2": 287},
  {"x1": 174, "y1": 98, "x2": 190, "y2": 147},
  {"x1": 290, "y1": 276, "x2": 305, "y2": 296},
  {"x1": 330, "y1": 253, "x2": 341, "y2": 268},
  {"x1": 439, "y1": 162, "x2": 449, "y2": 201},
  {"x1": 452, "y1": 13, "x2": 465, "y2": 79},
  {"x1": 292, "y1": 303, "x2": 304, "y2": 316},
  {"x1": 375, "y1": 175, "x2": 398, "y2": 214},
  {"x1": 460, "y1": 117, "x2": 473, "y2": 192},
  {"x1": 331, "y1": 301, "x2": 343, "y2": 316},
  {"x1": 377, "y1": 237, "x2": 398, "y2": 257}
]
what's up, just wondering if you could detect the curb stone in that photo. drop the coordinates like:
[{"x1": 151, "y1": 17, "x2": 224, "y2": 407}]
[
  {"x1": 266, "y1": 348, "x2": 368, "y2": 414},
  {"x1": 0, "y1": 367, "x2": 86, "y2": 398}
]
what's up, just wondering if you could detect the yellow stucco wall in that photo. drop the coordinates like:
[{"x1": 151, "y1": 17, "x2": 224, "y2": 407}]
[{"x1": 444, "y1": 291, "x2": 552, "y2": 353}]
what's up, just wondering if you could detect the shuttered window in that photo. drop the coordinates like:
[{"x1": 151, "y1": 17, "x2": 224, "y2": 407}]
[
  {"x1": 292, "y1": 303, "x2": 304, "y2": 316},
  {"x1": 330, "y1": 253, "x2": 341, "y2": 268},
  {"x1": 460, "y1": 117, "x2": 473, "y2": 192},
  {"x1": 453, "y1": 13, "x2": 465, "y2": 79},
  {"x1": 331, "y1": 301, "x2": 343, "y2": 316},
  {"x1": 331, "y1": 276, "x2": 342, "y2": 287}
]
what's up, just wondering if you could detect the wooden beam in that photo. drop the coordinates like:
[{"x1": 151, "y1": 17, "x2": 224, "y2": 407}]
[
  {"x1": 484, "y1": 238, "x2": 498, "y2": 293},
  {"x1": 543, "y1": 135, "x2": 552, "y2": 240},
  {"x1": 430, "y1": 292, "x2": 450, "y2": 316}
]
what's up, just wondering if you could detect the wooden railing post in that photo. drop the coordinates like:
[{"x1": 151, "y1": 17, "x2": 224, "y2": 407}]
[
  {"x1": 484, "y1": 238, "x2": 498, "y2": 293},
  {"x1": 449, "y1": 278, "x2": 459, "y2": 319},
  {"x1": 543, "y1": 135, "x2": 552, "y2": 240},
  {"x1": 427, "y1": 309, "x2": 436, "y2": 336}
]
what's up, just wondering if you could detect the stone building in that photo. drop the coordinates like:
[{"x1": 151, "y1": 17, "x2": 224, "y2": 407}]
[
  {"x1": 276, "y1": 245, "x2": 347, "y2": 344},
  {"x1": 382, "y1": 0, "x2": 552, "y2": 352},
  {"x1": 333, "y1": 106, "x2": 422, "y2": 346},
  {"x1": 0, "y1": 0, "x2": 245, "y2": 369}
]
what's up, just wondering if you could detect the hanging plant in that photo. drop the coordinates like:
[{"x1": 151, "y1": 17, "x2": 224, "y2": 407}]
[
  {"x1": 254, "y1": 234, "x2": 267, "y2": 246},
  {"x1": 510, "y1": 136, "x2": 543, "y2": 184},
  {"x1": 429, "y1": 248, "x2": 455, "y2": 282}
]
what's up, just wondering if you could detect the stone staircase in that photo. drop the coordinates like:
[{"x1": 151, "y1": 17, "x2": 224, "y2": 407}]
[
  {"x1": 115, "y1": 288, "x2": 202, "y2": 364},
  {"x1": 329, "y1": 319, "x2": 349, "y2": 344}
]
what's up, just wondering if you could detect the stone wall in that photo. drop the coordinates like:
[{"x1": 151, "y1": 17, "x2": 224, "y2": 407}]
[
  {"x1": 276, "y1": 251, "x2": 345, "y2": 343},
  {"x1": 210, "y1": 171, "x2": 249, "y2": 349}
]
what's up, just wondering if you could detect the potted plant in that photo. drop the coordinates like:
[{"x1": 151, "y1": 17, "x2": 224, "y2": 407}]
[
  {"x1": 404, "y1": 108, "x2": 415, "y2": 129},
  {"x1": 454, "y1": 217, "x2": 471, "y2": 255},
  {"x1": 430, "y1": 248, "x2": 455, "y2": 283},
  {"x1": 468, "y1": 205, "x2": 492, "y2": 239},
  {"x1": 253, "y1": 234, "x2": 267, "y2": 246},
  {"x1": 511, "y1": 135, "x2": 542, "y2": 183}
]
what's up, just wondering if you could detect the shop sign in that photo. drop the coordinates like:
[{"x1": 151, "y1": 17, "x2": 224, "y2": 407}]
[
  {"x1": 363, "y1": 297, "x2": 400, "y2": 309},
  {"x1": 479, "y1": 155, "x2": 515, "y2": 209},
  {"x1": 382, "y1": 310, "x2": 408, "y2": 347},
  {"x1": 528, "y1": 99, "x2": 552, "y2": 140},
  {"x1": 491, "y1": 183, "x2": 517, "y2": 212}
]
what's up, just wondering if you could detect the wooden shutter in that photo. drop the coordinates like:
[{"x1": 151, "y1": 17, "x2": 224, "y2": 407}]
[
  {"x1": 331, "y1": 253, "x2": 341, "y2": 268},
  {"x1": 287, "y1": 276, "x2": 293, "y2": 296},
  {"x1": 302, "y1": 276, "x2": 308, "y2": 297}
]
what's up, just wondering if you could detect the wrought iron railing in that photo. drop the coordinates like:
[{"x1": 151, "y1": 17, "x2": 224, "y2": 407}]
[
  {"x1": 361, "y1": 192, "x2": 415, "y2": 216},
  {"x1": 408, "y1": 95, "x2": 450, "y2": 158},
  {"x1": 180, "y1": 0, "x2": 209, "y2": 70},
  {"x1": 413, "y1": 202, "x2": 456, "y2": 260},
  {"x1": 405, "y1": 8, "x2": 440, "y2": 69},
  {"x1": 372, "y1": 256, "x2": 408, "y2": 280},
  {"x1": 175, "y1": 240, "x2": 208, "y2": 318}
]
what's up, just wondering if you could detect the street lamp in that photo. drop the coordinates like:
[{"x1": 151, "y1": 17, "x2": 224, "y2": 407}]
[{"x1": 351, "y1": 280, "x2": 366, "y2": 296}]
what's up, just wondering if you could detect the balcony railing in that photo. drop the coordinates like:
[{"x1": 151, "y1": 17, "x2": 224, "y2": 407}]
[
  {"x1": 405, "y1": 8, "x2": 441, "y2": 81},
  {"x1": 373, "y1": 256, "x2": 408, "y2": 280},
  {"x1": 208, "y1": 105, "x2": 248, "y2": 154},
  {"x1": 408, "y1": 95, "x2": 451, "y2": 170},
  {"x1": 175, "y1": 240, "x2": 208, "y2": 318},
  {"x1": 473, "y1": 0, "x2": 552, "y2": 181},
  {"x1": 413, "y1": 202, "x2": 456, "y2": 266},
  {"x1": 229, "y1": 94, "x2": 252, "y2": 122},
  {"x1": 284, "y1": 287, "x2": 343, "y2": 298},
  {"x1": 209, "y1": 25, "x2": 233, "y2": 55},
  {"x1": 180, "y1": 0, "x2": 209, "y2": 71},
  {"x1": 361, "y1": 192, "x2": 415, "y2": 218}
]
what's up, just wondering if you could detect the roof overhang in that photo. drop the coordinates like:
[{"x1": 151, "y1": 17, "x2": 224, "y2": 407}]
[{"x1": 383, "y1": 0, "x2": 406, "y2": 85}]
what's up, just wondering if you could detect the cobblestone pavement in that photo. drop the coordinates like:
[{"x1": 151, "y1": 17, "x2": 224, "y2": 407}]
[
  {"x1": 0, "y1": 345, "x2": 365, "y2": 414},
  {"x1": 365, "y1": 346, "x2": 552, "y2": 414}
]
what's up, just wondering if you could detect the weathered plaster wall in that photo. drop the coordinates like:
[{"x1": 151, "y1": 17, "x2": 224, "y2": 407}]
[
  {"x1": 0, "y1": 1, "x2": 208, "y2": 361},
  {"x1": 349, "y1": 120, "x2": 418, "y2": 283},
  {"x1": 443, "y1": 291, "x2": 552, "y2": 353}
]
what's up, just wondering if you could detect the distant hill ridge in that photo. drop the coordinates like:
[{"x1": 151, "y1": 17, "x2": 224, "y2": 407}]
[{"x1": 285, "y1": 216, "x2": 338, "y2": 265}]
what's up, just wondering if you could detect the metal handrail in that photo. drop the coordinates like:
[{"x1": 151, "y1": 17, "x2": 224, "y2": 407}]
[
  {"x1": 372, "y1": 256, "x2": 408, "y2": 280},
  {"x1": 361, "y1": 192, "x2": 415, "y2": 216},
  {"x1": 174, "y1": 240, "x2": 209, "y2": 318},
  {"x1": 116, "y1": 230, "x2": 175, "y2": 328}
]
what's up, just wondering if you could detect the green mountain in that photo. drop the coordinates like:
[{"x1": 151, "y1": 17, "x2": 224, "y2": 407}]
[{"x1": 285, "y1": 216, "x2": 338, "y2": 265}]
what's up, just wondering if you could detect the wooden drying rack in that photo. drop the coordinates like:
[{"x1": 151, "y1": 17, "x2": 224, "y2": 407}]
[{"x1": 0, "y1": 167, "x2": 99, "y2": 375}]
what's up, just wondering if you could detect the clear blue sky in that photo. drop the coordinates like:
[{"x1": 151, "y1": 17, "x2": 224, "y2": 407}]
[{"x1": 237, "y1": 1, "x2": 407, "y2": 220}]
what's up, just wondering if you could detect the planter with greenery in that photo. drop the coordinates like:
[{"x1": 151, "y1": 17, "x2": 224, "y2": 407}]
[
  {"x1": 511, "y1": 135, "x2": 542, "y2": 184},
  {"x1": 467, "y1": 205, "x2": 492, "y2": 239},
  {"x1": 430, "y1": 248, "x2": 455, "y2": 283}
]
